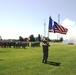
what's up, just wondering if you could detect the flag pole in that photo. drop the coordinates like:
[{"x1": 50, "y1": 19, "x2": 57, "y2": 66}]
[
  {"x1": 48, "y1": 16, "x2": 52, "y2": 41},
  {"x1": 48, "y1": 24, "x2": 49, "y2": 41},
  {"x1": 48, "y1": 16, "x2": 51, "y2": 41},
  {"x1": 57, "y1": 14, "x2": 60, "y2": 40}
]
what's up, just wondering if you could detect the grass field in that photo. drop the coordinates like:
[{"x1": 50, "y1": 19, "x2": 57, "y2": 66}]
[{"x1": 0, "y1": 42, "x2": 76, "y2": 75}]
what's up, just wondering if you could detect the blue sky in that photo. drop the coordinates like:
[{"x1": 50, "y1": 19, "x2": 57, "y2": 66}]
[{"x1": 0, "y1": 0, "x2": 76, "y2": 40}]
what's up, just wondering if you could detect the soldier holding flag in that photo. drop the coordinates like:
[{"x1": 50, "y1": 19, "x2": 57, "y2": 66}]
[{"x1": 42, "y1": 40, "x2": 50, "y2": 63}]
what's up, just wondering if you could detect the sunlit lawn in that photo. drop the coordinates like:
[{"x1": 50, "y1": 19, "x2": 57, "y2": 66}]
[{"x1": 0, "y1": 42, "x2": 76, "y2": 75}]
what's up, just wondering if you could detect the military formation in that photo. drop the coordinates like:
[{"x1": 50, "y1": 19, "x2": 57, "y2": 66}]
[
  {"x1": 0, "y1": 40, "x2": 40, "y2": 48},
  {"x1": 31, "y1": 42, "x2": 40, "y2": 47}
]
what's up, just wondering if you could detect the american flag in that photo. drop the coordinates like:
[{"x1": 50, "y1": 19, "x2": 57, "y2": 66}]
[{"x1": 53, "y1": 21, "x2": 68, "y2": 34}]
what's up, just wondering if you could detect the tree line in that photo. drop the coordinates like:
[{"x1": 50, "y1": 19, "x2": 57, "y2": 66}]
[
  {"x1": 0, "y1": 34, "x2": 63, "y2": 42},
  {"x1": 19, "y1": 34, "x2": 63, "y2": 42}
]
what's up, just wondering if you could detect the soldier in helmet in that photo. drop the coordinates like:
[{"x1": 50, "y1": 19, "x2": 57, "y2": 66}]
[{"x1": 42, "y1": 40, "x2": 50, "y2": 63}]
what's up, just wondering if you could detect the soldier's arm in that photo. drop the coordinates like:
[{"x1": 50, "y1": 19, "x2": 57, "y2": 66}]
[{"x1": 47, "y1": 43, "x2": 50, "y2": 46}]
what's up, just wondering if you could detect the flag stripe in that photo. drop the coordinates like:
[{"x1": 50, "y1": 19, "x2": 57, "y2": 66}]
[{"x1": 53, "y1": 21, "x2": 68, "y2": 34}]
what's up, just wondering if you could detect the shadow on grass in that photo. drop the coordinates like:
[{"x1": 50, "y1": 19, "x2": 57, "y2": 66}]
[
  {"x1": 0, "y1": 51, "x2": 9, "y2": 53},
  {"x1": 46, "y1": 61, "x2": 61, "y2": 66},
  {"x1": 0, "y1": 59, "x2": 3, "y2": 61}
]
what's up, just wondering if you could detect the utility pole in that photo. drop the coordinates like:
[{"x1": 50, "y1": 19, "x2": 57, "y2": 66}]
[
  {"x1": 44, "y1": 19, "x2": 46, "y2": 40},
  {"x1": 58, "y1": 14, "x2": 60, "y2": 24}
]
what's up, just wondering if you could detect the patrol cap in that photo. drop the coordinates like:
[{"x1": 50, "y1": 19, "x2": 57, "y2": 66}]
[{"x1": 43, "y1": 40, "x2": 47, "y2": 42}]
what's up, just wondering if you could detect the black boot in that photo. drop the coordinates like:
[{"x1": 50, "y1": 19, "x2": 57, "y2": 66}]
[
  {"x1": 42, "y1": 59, "x2": 45, "y2": 63},
  {"x1": 45, "y1": 59, "x2": 47, "y2": 63}
]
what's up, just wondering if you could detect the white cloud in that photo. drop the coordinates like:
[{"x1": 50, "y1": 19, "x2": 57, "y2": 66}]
[{"x1": 62, "y1": 19, "x2": 76, "y2": 40}]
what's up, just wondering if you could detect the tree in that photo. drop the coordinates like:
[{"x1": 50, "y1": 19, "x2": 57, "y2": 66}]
[
  {"x1": 35, "y1": 37, "x2": 38, "y2": 42},
  {"x1": 29, "y1": 34, "x2": 35, "y2": 42},
  {"x1": 19, "y1": 36, "x2": 24, "y2": 41},
  {"x1": 38, "y1": 34, "x2": 41, "y2": 42},
  {"x1": 0, "y1": 36, "x2": 2, "y2": 40},
  {"x1": 59, "y1": 37, "x2": 63, "y2": 42}
]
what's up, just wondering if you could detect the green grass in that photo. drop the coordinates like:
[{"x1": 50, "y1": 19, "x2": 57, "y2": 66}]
[{"x1": 0, "y1": 42, "x2": 76, "y2": 75}]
